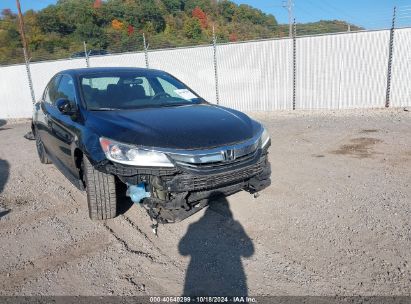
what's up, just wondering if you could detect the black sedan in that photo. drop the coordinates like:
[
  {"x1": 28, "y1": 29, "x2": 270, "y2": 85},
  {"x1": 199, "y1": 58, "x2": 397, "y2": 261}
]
[{"x1": 32, "y1": 67, "x2": 271, "y2": 227}]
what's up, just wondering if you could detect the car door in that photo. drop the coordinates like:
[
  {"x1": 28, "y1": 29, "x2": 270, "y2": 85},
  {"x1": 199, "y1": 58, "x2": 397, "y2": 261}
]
[
  {"x1": 37, "y1": 75, "x2": 61, "y2": 154},
  {"x1": 46, "y1": 75, "x2": 79, "y2": 177}
]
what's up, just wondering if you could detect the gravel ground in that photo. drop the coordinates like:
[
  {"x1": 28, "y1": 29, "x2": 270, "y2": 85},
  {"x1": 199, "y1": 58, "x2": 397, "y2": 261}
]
[{"x1": 0, "y1": 109, "x2": 410, "y2": 296}]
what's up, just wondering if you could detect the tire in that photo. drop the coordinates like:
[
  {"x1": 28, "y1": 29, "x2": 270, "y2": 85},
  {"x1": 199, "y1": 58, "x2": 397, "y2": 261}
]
[
  {"x1": 83, "y1": 157, "x2": 118, "y2": 220},
  {"x1": 35, "y1": 132, "x2": 52, "y2": 164}
]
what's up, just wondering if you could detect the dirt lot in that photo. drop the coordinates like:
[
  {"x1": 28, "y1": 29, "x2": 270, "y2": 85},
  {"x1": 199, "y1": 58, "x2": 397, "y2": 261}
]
[{"x1": 0, "y1": 109, "x2": 410, "y2": 296}]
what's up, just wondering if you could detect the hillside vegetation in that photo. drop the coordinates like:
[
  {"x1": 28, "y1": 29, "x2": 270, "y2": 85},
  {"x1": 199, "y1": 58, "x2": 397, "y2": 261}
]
[{"x1": 0, "y1": 0, "x2": 362, "y2": 65}]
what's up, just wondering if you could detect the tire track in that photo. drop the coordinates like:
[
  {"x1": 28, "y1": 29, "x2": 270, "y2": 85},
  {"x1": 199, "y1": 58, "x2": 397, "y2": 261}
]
[
  {"x1": 103, "y1": 222, "x2": 165, "y2": 264},
  {"x1": 0, "y1": 233, "x2": 112, "y2": 293},
  {"x1": 102, "y1": 219, "x2": 184, "y2": 294},
  {"x1": 120, "y1": 214, "x2": 184, "y2": 270}
]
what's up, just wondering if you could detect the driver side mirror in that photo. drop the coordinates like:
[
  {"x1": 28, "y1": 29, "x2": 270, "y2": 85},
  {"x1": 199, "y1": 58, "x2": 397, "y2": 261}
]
[{"x1": 56, "y1": 98, "x2": 77, "y2": 115}]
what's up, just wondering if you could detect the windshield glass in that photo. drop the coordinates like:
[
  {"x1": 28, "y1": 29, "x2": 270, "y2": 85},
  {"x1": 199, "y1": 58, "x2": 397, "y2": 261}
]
[{"x1": 80, "y1": 71, "x2": 203, "y2": 110}]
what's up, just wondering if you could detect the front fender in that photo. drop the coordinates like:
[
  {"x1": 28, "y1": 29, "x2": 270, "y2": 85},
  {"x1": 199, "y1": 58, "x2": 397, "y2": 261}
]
[{"x1": 78, "y1": 130, "x2": 107, "y2": 165}]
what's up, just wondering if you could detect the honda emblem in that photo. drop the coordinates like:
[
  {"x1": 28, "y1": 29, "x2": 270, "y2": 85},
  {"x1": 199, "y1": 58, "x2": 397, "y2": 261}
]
[{"x1": 221, "y1": 149, "x2": 236, "y2": 162}]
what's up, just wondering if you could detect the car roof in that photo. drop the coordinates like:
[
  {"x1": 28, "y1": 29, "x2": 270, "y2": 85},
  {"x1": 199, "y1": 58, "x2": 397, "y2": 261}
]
[{"x1": 59, "y1": 67, "x2": 167, "y2": 77}]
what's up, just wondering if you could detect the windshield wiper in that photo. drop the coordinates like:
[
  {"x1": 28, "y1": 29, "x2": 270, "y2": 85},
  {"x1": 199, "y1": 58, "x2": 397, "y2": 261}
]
[{"x1": 160, "y1": 104, "x2": 188, "y2": 107}]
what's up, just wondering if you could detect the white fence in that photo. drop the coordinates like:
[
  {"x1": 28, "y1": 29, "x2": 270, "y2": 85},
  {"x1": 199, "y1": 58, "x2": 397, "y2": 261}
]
[{"x1": 0, "y1": 28, "x2": 410, "y2": 119}]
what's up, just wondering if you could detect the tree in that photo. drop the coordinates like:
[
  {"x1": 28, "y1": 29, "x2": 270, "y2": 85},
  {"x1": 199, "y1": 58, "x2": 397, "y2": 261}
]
[
  {"x1": 229, "y1": 32, "x2": 237, "y2": 42},
  {"x1": 37, "y1": 6, "x2": 75, "y2": 35},
  {"x1": 0, "y1": 0, "x2": 362, "y2": 65},
  {"x1": 1, "y1": 8, "x2": 13, "y2": 19},
  {"x1": 218, "y1": 0, "x2": 236, "y2": 22},
  {"x1": 93, "y1": 0, "x2": 102, "y2": 9},
  {"x1": 139, "y1": 1, "x2": 166, "y2": 33},
  {"x1": 184, "y1": 17, "x2": 202, "y2": 39},
  {"x1": 162, "y1": 0, "x2": 183, "y2": 13},
  {"x1": 75, "y1": 22, "x2": 107, "y2": 47},
  {"x1": 192, "y1": 6, "x2": 207, "y2": 29},
  {"x1": 182, "y1": 0, "x2": 214, "y2": 14},
  {"x1": 111, "y1": 19, "x2": 124, "y2": 30},
  {"x1": 127, "y1": 25, "x2": 134, "y2": 36}
]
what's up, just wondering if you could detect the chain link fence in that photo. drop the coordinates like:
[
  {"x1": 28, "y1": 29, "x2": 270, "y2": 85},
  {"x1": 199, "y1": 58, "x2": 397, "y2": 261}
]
[{"x1": 0, "y1": 26, "x2": 410, "y2": 119}]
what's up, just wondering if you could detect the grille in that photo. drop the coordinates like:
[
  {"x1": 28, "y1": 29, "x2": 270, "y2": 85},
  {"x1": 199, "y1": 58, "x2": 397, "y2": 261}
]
[
  {"x1": 165, "y1": 157, "x2": 266, "y2": 192},
  {"x1": 175, "y1": 149, "x2": 258, "y2": 170},
  {"x1": 105, "y1": 163, "x2": 177, "y2": 177}
]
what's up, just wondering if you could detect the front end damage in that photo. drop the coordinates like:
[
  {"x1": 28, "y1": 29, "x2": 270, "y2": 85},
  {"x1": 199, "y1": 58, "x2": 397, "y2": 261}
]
[{"x1": 96, "y1": 144, "x2": 271, "y2": 224}]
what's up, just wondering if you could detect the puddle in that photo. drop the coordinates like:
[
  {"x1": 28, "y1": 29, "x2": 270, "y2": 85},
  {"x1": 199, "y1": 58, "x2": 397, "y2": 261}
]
[{"x1": 331, "y1": 137, "x2": 383, "y2": 159}]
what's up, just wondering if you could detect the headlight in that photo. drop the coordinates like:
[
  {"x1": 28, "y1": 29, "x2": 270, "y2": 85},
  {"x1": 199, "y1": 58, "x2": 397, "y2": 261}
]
[
  {"x1": 99, "y1": 137, "x2": 174, "y2": 167},
  {"x1": 260, "y1": 127, "x2": 271, "y2": 148}
]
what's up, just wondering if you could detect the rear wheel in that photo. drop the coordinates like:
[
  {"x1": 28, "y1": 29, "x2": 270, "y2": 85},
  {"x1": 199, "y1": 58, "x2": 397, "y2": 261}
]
[
  {"x1": 83, "y1": 157, "x2": 118, "y2": 220},
  {"x1": 35, "y1": 132, "x2": 52, "y2": 164}
]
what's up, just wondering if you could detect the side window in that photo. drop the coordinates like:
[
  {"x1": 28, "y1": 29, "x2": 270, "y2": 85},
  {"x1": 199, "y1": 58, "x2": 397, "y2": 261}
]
[
  {"x1": 44, "y1": 76, "x2": 61, "y2": 105},
  {"x1": 56, "y1": 75, "x2": 76, "y2": 104}
]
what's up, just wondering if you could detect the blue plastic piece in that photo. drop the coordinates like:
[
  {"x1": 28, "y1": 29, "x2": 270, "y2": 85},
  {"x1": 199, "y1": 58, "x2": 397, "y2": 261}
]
[{"x1": 126, "y1": 183, "x2": 151, "y2": 204}]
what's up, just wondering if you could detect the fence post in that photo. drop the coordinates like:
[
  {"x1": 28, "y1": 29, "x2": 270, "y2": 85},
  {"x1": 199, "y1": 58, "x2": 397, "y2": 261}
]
[
  {"x1": 83, "y1": 41, "x2": 90, "y2": 68},
  {"x1": 292, "y1": 18, "x2": 297, "y2": 110},
  {"x1": 385, "y1": 6, "x2": 396, "y2": 108},
  {"x1": 212, "y1": 25, "x2": 220, "y2": 105},
  {"x1": 143, "y1": 33, "x2": 150, "y2": 68},
  {"x1": 23, "y1": 48, "x2": 36, "y2": 105}
]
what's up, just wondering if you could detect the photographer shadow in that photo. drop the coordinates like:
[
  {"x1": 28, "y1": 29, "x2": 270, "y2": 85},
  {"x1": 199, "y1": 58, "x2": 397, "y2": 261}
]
[{"x1": 179, "y1": 195, "x2": 254, "y2": 296}]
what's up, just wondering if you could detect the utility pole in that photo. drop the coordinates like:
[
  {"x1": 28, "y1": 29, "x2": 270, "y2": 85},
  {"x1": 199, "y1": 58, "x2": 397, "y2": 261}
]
[
  {"x1": 16, "y1": 0, "x2": 35, "y2": 104},
  {"x1": 16, "y1": 0, "x2": 29, "y2": 56},
  {"x1": 282, "y1": 0, "x2": 294, "y2": 38}
]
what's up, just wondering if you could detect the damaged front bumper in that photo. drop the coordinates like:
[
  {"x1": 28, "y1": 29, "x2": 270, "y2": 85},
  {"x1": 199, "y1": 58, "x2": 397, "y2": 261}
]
[{"x1": 97, "y1": 148, "x2": 271, "y2": 223}]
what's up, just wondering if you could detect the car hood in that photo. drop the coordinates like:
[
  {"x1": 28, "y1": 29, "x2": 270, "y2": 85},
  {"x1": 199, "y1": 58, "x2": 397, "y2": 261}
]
[{"x1": 85, "y1": 104, "x2": 262, "y2": 150}]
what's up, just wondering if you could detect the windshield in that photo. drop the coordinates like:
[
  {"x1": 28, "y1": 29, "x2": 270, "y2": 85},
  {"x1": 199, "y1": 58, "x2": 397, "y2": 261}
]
[{"x1": 80, "y1": 71, "x2": 203, "y2": 110}]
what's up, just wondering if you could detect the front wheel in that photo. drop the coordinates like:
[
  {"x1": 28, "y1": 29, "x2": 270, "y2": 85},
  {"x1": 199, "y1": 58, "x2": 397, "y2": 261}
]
[{"x1": 83, "y1": 157, "x2": 118, "y2": 220}]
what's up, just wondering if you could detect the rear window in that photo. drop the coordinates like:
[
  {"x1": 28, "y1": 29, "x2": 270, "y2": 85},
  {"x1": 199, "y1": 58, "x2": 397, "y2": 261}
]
[{"x1": 82, "y1": 77, "x2": 120, "y2": 90}]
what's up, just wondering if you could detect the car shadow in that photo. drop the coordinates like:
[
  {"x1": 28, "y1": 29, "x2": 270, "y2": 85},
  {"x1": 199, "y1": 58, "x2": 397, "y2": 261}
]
[
  {"x1": 0, "y1": 159, "x2": 11, "y2": 218},
  {"x1": 116, "y1": 180, "x2": 134, "y2": 215},
  {"x1": 0, "y1": 210, "x2": 10, "y2": 219},
  {"x1": 179, "y1": 195, "x2": 254, "y2": 296},
  {"x1": 0, "y1": 119, "x2": 10, "y2": 131},
  {"x1": 0, "y1": 159, "x2": 9, "y2": 195}
]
